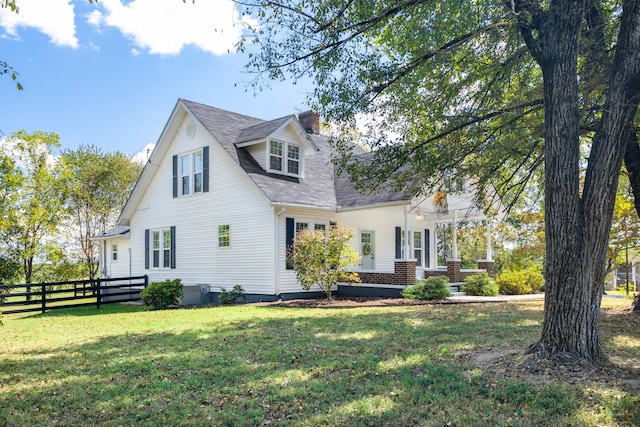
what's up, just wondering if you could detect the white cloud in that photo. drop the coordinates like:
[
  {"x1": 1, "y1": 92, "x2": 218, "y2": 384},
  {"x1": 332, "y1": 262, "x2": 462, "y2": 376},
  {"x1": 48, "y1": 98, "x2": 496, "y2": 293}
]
[
  {"x1": 0, "y1": 0, "x2": 78, "y2": 48},
  {"x1": 132, "y1": 143, "x2": 155, "y2": 164},
  {"x1": 90, "y1": 0, "x2": 255, "y2": 55}
]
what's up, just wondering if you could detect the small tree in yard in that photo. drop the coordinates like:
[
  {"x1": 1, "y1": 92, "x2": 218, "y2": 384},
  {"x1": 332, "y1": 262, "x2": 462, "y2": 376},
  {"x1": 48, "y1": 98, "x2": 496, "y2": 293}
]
[{"x1": 288, "y1": 225, "x2": 360, "y2": 300}]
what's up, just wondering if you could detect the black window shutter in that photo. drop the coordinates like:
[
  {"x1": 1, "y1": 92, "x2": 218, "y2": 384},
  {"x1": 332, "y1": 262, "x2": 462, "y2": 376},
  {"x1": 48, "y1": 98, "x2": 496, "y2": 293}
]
[
  {"x1": 424, "y1": 229, "x2": 430, "y2": 268},
  {"x1": 144, "y1": 229, "x2": 150, "y2": 269},
  {"x1": 170, "y1": 226, "x2": 176, "y2": 269},
  {"x1": 285, "y1": 217, "x2": 294, "y2": 270},
  {"x1": 203, "y1": 146, "x2": 210, "y2": 193},
  {"x1": 172, "y1": 155, "x2": 178, "y2": 198},
  {"x1": 395, "y1": 226, "x2": 402, "y2": 259}
]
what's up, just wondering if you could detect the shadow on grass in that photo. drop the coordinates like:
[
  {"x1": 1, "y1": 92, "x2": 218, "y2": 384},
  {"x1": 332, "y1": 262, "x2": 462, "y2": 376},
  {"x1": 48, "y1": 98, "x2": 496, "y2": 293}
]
[{"x1": 1, "y1": 302, "x2": 638, "y2": 426}]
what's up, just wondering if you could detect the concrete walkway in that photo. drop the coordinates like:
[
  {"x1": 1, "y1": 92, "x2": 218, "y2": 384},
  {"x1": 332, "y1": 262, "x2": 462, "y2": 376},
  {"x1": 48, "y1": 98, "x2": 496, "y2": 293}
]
[{"x1": 447, "y1": 293, "x2": 545, "y2": 303}]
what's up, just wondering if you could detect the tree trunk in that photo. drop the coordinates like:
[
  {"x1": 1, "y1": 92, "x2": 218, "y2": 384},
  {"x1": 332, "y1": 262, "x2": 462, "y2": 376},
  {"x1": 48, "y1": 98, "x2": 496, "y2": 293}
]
[
  {"x1": 528, "y1": 0, "x2": 640, "y2": 359},
  {"x1": 527, "y1": 1, "x2": 599, "y2": 360}
]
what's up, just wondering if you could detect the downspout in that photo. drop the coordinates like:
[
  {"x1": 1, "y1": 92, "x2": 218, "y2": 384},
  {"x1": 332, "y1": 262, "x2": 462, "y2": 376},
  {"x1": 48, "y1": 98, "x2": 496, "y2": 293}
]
[
  {"x1": 274, "y1": 207, "x2": 286, "y2": 297},
  {"x1": 403, "y1": 205, "x2": 410, "y2": 260}
]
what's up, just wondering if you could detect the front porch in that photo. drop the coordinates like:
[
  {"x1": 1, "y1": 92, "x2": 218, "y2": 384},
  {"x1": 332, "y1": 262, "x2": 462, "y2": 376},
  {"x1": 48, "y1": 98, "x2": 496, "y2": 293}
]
[{"x1": 347, "y1": 257, "x2": 495, "y2": 297}]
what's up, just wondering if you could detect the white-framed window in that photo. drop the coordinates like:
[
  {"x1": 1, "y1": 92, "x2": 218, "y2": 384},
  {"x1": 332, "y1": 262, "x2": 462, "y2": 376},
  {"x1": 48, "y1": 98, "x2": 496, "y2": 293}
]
[
  {"x1": 152, "y1": 229, "x2": 172, "y2": 268},
  {"x1": 270, "y1": 140, "x2": 283, "y2": 172},
  {"x1": 269, "y1": 140, "x2": 302, "y2": 176},
  {"x1": 296, "y1": 221, "x2": 309, "y2": 234},
  {"x1": 112, "y1": 244, "x2": 118, "y2": 262},
  {"x1": 296, "y1": 221, "x2": 328, "y2": 235},
  {"x1": 287, "y1": 145, "x2": 300, "y2": 175},
  {"x1": 180, "y1": 150, "x2": 203, "y2": 196},
  {"x1": 314, "y1": 223, "x2": 327, "y2": 233},
  {"x1": 218, "y1": 225, "x2": 230, "y2": 247},
  {"x1": 413, "y1": 231, "x2": 422, "y2": 267}
]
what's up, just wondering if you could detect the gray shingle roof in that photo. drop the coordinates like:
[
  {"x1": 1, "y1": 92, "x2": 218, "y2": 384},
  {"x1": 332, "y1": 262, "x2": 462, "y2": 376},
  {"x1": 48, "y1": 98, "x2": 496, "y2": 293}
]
[
  {"x1": 236, "y1": 115, "x2": 295, "y2": 144},
  {"x1": 181, "y1": 99, "x2": 410, "y2": 210}
]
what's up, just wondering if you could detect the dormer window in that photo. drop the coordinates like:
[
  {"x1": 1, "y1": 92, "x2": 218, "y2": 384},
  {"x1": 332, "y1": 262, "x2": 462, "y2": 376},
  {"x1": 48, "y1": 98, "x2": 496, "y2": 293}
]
[
  {"x1": 287, "y1": 145, "x2": 300, "y2": 175},
  {"x1": 269, "y1": 140, "x2": 301, "y2": 176},
  {"x1": 270, "y1": 141, "x2": 283, "y2": 171}
]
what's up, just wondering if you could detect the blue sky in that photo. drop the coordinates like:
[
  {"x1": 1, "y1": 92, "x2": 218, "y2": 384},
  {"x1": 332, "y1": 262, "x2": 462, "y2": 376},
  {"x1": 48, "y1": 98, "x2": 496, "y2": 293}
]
[{"x1": 0, "y1": 0, "x2": 312, "y2": 158}]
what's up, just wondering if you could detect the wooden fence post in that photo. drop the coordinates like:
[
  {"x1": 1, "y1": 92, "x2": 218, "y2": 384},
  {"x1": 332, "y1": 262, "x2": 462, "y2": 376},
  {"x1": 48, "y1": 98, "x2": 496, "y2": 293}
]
[
  {"x1": 96, "y1": 279, "x2": 101, "y2": 309},
  {"x1": 41, "y1": 284, "x2": 46, "y2": 314}
]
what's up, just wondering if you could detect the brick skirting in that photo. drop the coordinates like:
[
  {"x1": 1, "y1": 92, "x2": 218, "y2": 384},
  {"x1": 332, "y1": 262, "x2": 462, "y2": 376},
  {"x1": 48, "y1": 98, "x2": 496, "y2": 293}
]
[
  {"x1": 358, "y1": 260, "x2": 416, "y2": 286},
  {"x1": 360, "y1": 259, "x2": 495, "y2": 287}
]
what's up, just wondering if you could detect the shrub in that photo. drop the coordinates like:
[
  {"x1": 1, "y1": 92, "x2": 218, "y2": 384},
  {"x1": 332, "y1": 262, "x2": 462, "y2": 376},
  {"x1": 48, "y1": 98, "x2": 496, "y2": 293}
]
[
  {"x1": 496, "y1": 267, "x2": 544, "y2": 295},
  {"x1": 403, "y1": 276, "x2": 451, "y2": 300},
  {"x1": 288, "y1": 225, "x2": 360, "y2": 301},
  {"x1": 461, "y1": 273, "x2": 499, "y2": 296},
  {"x1": 219, "y1": 285, "x2": 246, "y2": 305},
  {"x1": 141, "y1": 279, "x2": 183, "y2": 310}
]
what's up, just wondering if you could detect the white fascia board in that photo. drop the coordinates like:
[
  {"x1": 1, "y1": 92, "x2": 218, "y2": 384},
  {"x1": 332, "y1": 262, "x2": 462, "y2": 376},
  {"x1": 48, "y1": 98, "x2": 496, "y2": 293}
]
[
  {"x1": 118, "y1": 100, "x2": 188, "y2": 225},
  {"x1": 336, "y1": 200, "x2": 412, "y2": 212}
]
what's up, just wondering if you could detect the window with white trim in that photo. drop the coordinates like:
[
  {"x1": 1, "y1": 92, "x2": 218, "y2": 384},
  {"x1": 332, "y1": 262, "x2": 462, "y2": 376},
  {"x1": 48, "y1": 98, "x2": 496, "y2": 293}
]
[
  {"x1": 218, "y1": 225, "x2": 230, "y2": 247},
  {"x1": 152, "y1": 229, "x2": 172, "y2": 268},
  {"x1": 287, "y1": 145, "x2": 300, "y2": 175},
  {"x1": 269, "y1": 140, "x2": 302, "y2": 176},
  {"x1": 413, "y1": 231, "x2": 422, "y2": 267},
  {"x1": 180, "y1": 150, "x2": 203, "y2": 196},
  {"x1": 112, "y1": 244, "x2": 118, "y2": 262},
  {"x1": 296, "y1": 222, "x2": 309, "y2": 234}
]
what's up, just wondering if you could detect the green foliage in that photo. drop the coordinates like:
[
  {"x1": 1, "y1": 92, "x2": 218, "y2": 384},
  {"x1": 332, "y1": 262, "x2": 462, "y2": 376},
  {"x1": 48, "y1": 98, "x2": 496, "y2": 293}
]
[
  {"x1": 219, "y1": 285, "x2": 246, "y2": 305},
  {"x1": 402, "y1": 276, "x2": 450, "y2": 300},
  {"x1": 59, "y1": 145, "x2": 143, "y2": 280},
  {"x1": 496, "y1": 267, "x2": 544, "y2": 295},
  {"x1": 461, "y1": 273, "x2": 499, "y2": 296},
  {"x1": 2, "y1": 130, "x2": 68, "y2": 284},
  {"x1": 140, "y1": 279, "x2": 183, "y2": 310},
  {"x1": 288, "y1": 224, "x2": 361, "y2": 300},
  {"x1": 0, "y1": 256, "x2": 20, "y2": 285}
]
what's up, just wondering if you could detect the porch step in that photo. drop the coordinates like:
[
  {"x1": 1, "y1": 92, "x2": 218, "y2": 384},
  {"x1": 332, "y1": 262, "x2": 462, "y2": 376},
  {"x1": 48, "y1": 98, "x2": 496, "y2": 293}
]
[{"x1": 449, "y1": 283, "x2": 467, "y2": 296}]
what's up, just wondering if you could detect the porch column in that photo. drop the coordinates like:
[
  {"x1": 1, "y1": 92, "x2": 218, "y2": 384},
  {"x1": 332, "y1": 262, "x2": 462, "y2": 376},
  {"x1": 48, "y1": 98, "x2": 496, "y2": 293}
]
[
  {"x1": 452, "y1": 210, "x2": 458, "y2": 260},
  {"x1": 486, "y1": 219, "x2": 493, "y2": 261}
]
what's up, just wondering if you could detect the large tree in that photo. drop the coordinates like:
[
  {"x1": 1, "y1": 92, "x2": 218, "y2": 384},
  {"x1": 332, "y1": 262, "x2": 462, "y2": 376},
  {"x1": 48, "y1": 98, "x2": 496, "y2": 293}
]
[
  {"x1": 59, "y1": 145, "x2": 142, "y2": 280},
  {"x1": 2, "y1": 130, "x2": 68, "y2": 286},
  {"x1": 237, "y1": 0, "x2": 640, "y2": 362}
]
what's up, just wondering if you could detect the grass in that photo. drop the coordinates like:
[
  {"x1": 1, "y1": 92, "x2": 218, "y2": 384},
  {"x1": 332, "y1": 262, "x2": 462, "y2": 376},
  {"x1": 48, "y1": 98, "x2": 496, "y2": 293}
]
[{"x1": 1, "y1": 299, "x2": 639, "y2": 426}]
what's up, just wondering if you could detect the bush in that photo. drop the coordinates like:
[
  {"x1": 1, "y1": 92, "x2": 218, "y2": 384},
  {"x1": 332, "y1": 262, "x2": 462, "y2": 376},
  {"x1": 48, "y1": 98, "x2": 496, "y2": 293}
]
[
  {"x1": 219, "y1": 285, "x2": 246, "y2": 305},
  {"x1": 496, "y1": 267, "x2": 544, "y2": 295},
  {"x1": 403, "y1": 276, "x2": 451, "y2": 300},
  {"x1": 461, "y1": 273, "x2": 499, "y2": 296},
  {"x1": 141, "y1": 279, "x2": 183, "y2": 310}
]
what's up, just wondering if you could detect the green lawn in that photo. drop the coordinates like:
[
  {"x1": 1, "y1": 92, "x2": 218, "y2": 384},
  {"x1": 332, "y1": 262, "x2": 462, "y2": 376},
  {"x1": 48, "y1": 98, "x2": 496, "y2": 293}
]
[{"x1": 1, "y1": 299, "x2": 639, "y2": 426}]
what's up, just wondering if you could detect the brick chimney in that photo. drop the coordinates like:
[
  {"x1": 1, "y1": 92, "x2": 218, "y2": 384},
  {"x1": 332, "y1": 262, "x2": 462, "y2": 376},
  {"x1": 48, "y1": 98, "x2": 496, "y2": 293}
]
[{"x1": 298, "y1": 110, "x2": 320, "y2": 134}]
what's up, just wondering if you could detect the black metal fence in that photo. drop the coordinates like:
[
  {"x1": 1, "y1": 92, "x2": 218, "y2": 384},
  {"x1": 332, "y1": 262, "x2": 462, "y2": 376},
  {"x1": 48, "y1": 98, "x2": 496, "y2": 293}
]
[{"x1": 0, "y1": 276, "x2": 148, "y2": 315}]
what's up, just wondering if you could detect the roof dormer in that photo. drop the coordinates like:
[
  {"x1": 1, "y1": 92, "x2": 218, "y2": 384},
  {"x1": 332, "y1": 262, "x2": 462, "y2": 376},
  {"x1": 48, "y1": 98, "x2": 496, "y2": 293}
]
[{"x1": 235, "y1": 115, "x2": 318, "y2": 178}]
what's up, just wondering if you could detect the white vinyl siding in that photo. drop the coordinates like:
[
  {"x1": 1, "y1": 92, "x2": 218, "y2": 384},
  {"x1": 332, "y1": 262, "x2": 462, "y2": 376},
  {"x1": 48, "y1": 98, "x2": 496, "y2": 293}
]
[{"x1": 127, "y1": 115, "x2": 275, "y2": 294}]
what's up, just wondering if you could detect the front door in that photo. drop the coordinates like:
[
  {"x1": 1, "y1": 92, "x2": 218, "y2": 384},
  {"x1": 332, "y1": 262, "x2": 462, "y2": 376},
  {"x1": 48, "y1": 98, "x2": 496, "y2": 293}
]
[{"x1": 360, "y1": 230, "x2": 375, "y2": 270}]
